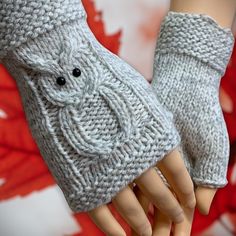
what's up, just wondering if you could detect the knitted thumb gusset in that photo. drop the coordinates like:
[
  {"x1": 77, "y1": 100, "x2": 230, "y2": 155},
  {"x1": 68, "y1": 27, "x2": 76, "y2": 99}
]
[
  {"x1": 152, "y1": 12, "x2": 234, "y2": 188},
  {"x1": 0, "y1": 1, "x2": 180, "y2": 212}
]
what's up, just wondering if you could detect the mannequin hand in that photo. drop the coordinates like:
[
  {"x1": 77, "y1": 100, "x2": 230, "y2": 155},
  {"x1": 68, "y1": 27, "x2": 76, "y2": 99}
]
[
  {"x1": 88, "y1": 149, "x2": 196, "y2": 236},
  {"x1": 131, "y1": 185, "x2": 217, "y2": 235},
  {"x1": 195, "y1": 187, "x2": 217, "y2": 215},
  {"x1": 131, "y1": 150, "x2": 196, "y2": 236},
  {"x1": 132, "y1": 189, "x2": 195, "y2": 236}
]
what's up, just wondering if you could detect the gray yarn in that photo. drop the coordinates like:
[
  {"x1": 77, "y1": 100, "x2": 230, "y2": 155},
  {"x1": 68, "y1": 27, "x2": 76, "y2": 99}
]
[
  {"x1": 0, "y1": 0, "x2": 86, "y2": 60},
  {"x1": 0, "y1": 1, "x2": 180, "y2": 211},
  {"x1": 152, "y1": 12, "x2": 235, "y2": 188}
]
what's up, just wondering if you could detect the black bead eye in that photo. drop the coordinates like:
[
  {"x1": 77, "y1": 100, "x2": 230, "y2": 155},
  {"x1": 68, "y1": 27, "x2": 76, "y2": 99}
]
[
  {"x1": 56, "y1": 77, "x2": 66, "y2": 86},
  {"x1": 72, "y1": 68, "x2": 81, "y2": 77}
]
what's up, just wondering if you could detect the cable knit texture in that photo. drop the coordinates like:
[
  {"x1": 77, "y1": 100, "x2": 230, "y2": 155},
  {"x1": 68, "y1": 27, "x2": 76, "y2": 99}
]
[
  {"x1": 152, "y1": 12, "x2": 234, "y2": 188},
  {"x1": 0, "y1": 1, "x2": 180, "y2": 211}
]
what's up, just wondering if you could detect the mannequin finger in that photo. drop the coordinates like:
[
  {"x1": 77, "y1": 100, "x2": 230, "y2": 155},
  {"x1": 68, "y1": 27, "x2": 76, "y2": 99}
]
[
  {"x1": 131, "y1": 187, "x2": 150, "y2": 236},
  {"x1": 152, "y1": 207, "x2": 172, "y2": 236},
  {"x1": 172, "y1": 205, "x2": 195, "y2": 236},
  {"x1": 195, "y1": 186, "x2": 217, "y2": 215},
  {"x1": 88, "y1": 204, "x2": 126, "y2": 236},
  {"x1": 134, "y1": 167, "x2": 184, "y2": 224},
  {"x1": 112, "y1": 186, "x2": 152, "y2": 236},
  {"x1": 133, "y1": 186, "x2": 150, "y2": 214},
  {"x1": 157, "y1": 149, "x2": 196, "y2": 209}
]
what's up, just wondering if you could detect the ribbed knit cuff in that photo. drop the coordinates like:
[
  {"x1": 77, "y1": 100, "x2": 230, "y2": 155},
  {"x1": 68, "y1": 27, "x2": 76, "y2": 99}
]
[{"x1": 156, "y1": 11, "x2": 234, "y2": 75}]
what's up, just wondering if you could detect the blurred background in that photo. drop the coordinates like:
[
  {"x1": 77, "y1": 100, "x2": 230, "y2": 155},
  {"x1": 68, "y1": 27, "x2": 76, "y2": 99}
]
[{"x1": 0, "y1": 0, "x2": 235, "y2": 235}]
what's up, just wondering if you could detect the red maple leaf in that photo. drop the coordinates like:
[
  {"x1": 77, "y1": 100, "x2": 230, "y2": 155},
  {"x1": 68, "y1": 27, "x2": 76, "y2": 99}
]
[
  {"x1": 82, "y1": 0, "x2": 121, "y2": 54},
  {"x1": 0, "y1": 65, "x2": 55, "y2": 200}
]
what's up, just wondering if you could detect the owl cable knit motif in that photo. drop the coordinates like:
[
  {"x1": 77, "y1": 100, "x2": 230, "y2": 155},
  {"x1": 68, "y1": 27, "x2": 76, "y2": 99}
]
[{"x1": 0, "y1": 0, "x2": 180, "y2": 211}]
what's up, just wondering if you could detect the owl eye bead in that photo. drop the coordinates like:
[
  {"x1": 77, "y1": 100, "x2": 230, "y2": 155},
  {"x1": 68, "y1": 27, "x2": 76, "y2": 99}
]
[
  {"x1": 56, "y1": 77, "x2": 66, "y2": 86},
  {"x1": 72, "y1": 68, "x2": 81, "y2": 77}
]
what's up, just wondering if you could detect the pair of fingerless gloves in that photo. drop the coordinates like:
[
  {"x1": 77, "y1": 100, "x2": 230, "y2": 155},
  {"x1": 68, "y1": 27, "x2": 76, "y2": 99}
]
[{"x1": 0, "y1": 0, "x2": 234, "y2": 212}]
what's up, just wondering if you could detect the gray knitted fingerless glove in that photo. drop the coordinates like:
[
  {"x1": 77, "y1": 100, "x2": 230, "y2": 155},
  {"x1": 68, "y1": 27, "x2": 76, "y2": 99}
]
[
  {"x1": 0, "y1": 1, "x2": 180, "y2": 212},
  {"x1": 152, "y1": 12, "x2": 234, "y2": 188}
]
